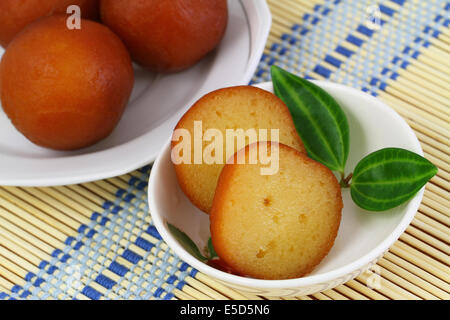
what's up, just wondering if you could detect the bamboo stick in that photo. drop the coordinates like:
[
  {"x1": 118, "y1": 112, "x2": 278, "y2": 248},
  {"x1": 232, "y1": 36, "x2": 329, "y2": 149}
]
[
  {"x1": 377, "y1": 265, "x2": 439, "y2": 300},
  {"x1": 0, "y1": 189, "x2": 76, "y2": 236},
  {"x1": 344, "y1": 279, "x2": 389, "y2": 300},
  {"x1": 0, "y1": 275, "x2": 15, "y2": 295},
  {"x1": 322, "y1": 289, "x2": 349, "y2": 300},
  {"x1": 0, "y1": 212, "x2": 55, "y2": 255},
  {"x1": 418, "y1": 205, "x2": 450, "y2": 230},
  {"x1": 194, "y1": 273, "x2": 256, "y2": 300},
  {"x1": 357, "y1": 270, "x2": 420, "y2": 300},
  {"x1": 406, "y1": 225, "x2": 450, "y2": 255},
  {"x1": 423, "y1": 190, "x2": 450, "y2": 212},
  {"x1": 422, "y1": 196, "x2": 450, "y2": 218},
  {"x1": 1, "y1": 187, "x2": 81, "y2": 230},
  {"x1": 399, "y1": 233, "x2": 450, "y2": 265},
  {"x1": 391, "y1": 242, "x2": 450, "y2": 281},
  {"x1": 383, "y1": 252, "x2": 450, "y2": 295},
  {"x1": 66, "y1": 184, "x2": 105, "y2": 206},
  {"x1": 333, "y1": 284, "x2": 369, "y2": 300},
  {"x1": 414, "y1": 213, "x2": 450, "y2": 241},
  {"x1": 377, "y1": 257, "x2": 448, "y2": 299},
  {"x1": 311, "y1": 292, "x2": 332, "y2": 300}
]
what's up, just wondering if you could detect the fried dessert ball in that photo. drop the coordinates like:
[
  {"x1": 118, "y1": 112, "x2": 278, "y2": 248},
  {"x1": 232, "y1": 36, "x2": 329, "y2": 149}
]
[
  {"x1": 100, "y1": 0, "x2": 228, "y2": 72},
  {"x1": 210, "y1": 142, "x2": 342, "y2": 280},
  {"x1": 0, "y1": 15, "x2": 134, "y2": 150},
  {"x1": 0, "y1": 0, "x2": 99, "y2": 47},
  {"x1": 172, "y1": 86, "x2": 305, "y2": 213}
]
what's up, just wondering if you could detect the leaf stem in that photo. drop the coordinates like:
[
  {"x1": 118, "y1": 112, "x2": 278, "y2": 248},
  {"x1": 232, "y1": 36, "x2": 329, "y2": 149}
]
[{"x1": 340, "y1": 172, "x2": 353, "y2": 188}]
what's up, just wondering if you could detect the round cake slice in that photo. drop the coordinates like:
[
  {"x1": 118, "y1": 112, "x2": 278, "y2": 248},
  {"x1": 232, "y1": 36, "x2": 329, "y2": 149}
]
[
  {"x1": 210, "y1": 142, "x2": 342, "y2": 280},
  {"x1": 172, "y1": 86, "x2": 305, "y2": 213}
]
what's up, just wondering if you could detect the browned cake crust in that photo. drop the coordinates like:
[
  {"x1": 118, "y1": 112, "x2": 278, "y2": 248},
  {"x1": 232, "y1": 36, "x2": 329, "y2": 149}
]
[
  {"x1": 210, "y1": 142, "x2": 342, "y2": 280},
  {"x1": 172, "y1": 86, "x2": 305, "y2": 213}
]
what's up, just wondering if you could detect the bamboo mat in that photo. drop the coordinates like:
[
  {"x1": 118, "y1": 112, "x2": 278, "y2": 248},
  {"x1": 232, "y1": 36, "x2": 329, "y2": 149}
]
[{"x1": 0, "y1": 0, "x2": 449, "y2": 300}]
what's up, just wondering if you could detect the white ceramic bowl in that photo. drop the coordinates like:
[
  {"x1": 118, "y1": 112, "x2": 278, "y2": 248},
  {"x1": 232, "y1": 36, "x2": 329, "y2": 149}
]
[{"x1": 148, "y1": 81, "x2": 424, "y2": 297}]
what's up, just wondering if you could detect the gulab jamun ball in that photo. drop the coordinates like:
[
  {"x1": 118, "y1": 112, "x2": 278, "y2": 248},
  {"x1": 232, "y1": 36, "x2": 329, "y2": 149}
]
[
  {"x1": 0, "y1": 0, "x2": 99, "y2": 47},
  {"x1": 0, "y1": 15, "x2": 134, "y2": 150},
  {"x1": 210, "y1": 142, "x2": 343, "y2": 280},
  {"x1": 172, "y1": 86, "x2": 306, "y2": 213},
  {"x1": 100, "y1": 0, "x2": 228, "y2": 72}
]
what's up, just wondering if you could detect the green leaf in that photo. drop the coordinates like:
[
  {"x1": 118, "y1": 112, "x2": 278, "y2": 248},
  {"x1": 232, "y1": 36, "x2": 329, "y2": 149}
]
[
  {"x1": 271, "y1": 65, "x2": 350, "y2": 173},
  {"x1": 351, "y1": 148, "x2": 438, "y2": 211},
  {"x1": 167, "y1": 223, "x2": 207, "y2": 261},
  {"x1": 207, "y1": 238, "x2": 218, "y2": 260}
]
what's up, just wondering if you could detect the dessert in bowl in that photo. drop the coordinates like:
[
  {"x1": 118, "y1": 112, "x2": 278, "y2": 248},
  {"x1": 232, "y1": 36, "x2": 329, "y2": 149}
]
[{"x1": 148, "y1": 80, "x2": 425, "y2": 297}]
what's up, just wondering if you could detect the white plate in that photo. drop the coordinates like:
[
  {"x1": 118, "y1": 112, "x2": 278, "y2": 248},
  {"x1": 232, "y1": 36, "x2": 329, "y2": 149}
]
[
  {"x1": 0, "y1": 0, "x2": 271, "y2": 186},
  {"x1": 148, "y1": 81, "x2": 424, "y2": 297}
]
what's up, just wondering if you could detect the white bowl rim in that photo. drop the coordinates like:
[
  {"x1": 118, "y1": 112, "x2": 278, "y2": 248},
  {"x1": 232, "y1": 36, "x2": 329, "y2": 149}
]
[{"x1": 148, "y1": 80, "x2": 424, "y2": 290}]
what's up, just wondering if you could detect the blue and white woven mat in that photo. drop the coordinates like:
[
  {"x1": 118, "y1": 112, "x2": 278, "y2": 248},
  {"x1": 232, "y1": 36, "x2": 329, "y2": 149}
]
[{"x1": 0, "y1": 0, "x2": 449, "y2": 300}]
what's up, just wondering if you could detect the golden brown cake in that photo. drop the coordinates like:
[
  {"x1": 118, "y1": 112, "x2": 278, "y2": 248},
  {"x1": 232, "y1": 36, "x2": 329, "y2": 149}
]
[
  {"x1": 210, "y1": 142, "x2": 342, "y2": 280},
  {"x1": 172, "y1": 86, "x2": 305, "y2": 213}
]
